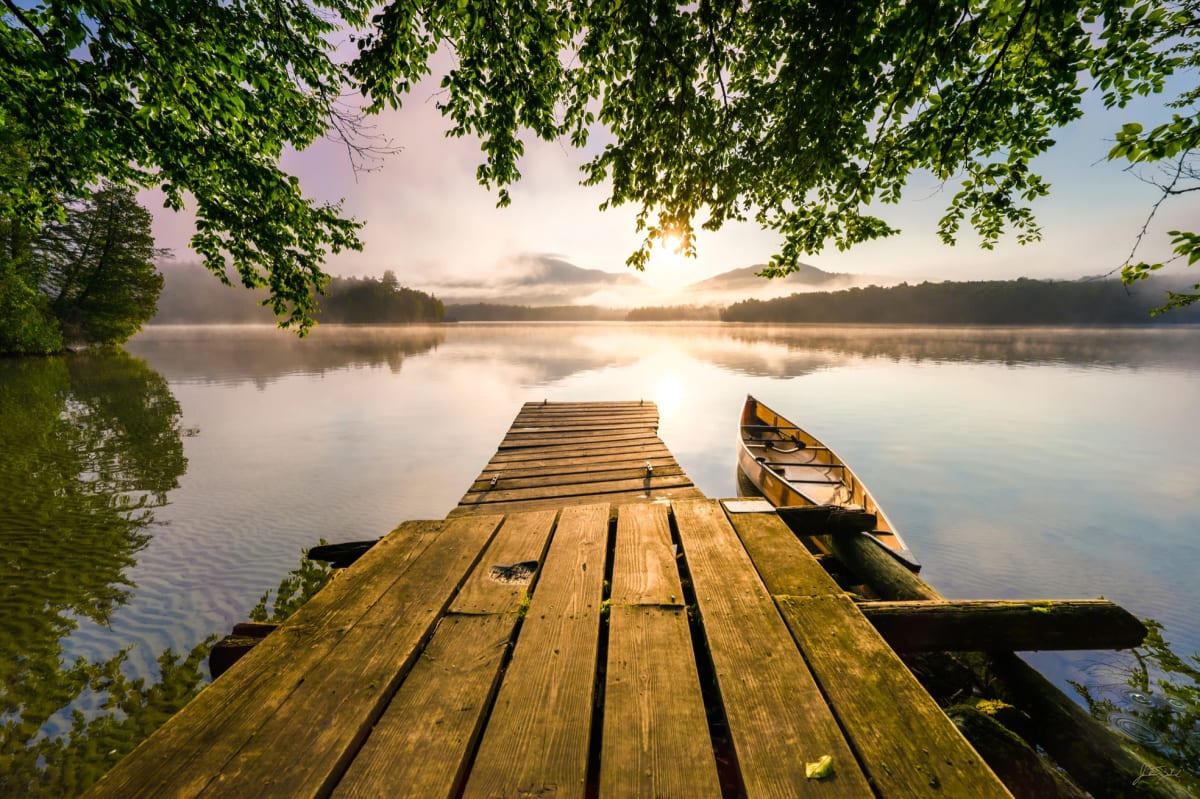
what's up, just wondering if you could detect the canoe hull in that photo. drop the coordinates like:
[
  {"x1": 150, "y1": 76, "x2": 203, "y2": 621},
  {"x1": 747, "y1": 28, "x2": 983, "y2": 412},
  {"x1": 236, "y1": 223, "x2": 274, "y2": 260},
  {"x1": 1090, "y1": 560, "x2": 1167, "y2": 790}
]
[{"x1": 738, "y1": 395, "x2": 920, "y2": 571}]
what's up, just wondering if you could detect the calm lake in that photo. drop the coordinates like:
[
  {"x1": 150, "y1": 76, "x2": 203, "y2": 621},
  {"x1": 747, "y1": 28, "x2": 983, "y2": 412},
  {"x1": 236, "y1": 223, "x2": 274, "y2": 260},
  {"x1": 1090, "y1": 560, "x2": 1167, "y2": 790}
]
[{"x1": 2, "y1": 322, "x2": 1199, "y2": 793}]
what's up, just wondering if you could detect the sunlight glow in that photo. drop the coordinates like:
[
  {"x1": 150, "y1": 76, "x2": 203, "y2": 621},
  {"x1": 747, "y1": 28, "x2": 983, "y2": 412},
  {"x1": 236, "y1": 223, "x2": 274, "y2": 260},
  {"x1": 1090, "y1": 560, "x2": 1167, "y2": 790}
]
[
  {"x1": 641, "y1": 230, "x2": 692, "y2": 289},
  {"x1": 655, "y1": 374, "x2": 685, "y2": 415}
]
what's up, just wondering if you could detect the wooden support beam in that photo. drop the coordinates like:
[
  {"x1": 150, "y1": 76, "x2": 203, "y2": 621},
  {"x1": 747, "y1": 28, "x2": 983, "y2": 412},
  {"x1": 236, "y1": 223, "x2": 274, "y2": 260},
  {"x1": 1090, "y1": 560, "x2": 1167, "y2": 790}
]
[
  {"x1": 817, "y1": 531, "x2": 1192, "y2": 799},
  {"x1": 860, "y1": 599, "x2": 1147, "y2": 652}
]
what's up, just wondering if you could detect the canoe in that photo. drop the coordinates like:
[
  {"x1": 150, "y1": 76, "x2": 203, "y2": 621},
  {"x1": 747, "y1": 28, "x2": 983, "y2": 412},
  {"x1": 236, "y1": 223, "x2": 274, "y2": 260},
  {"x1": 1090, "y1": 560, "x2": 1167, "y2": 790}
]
[{"x1": 738, "y1": 395, "x2": 920, "y2": 571}]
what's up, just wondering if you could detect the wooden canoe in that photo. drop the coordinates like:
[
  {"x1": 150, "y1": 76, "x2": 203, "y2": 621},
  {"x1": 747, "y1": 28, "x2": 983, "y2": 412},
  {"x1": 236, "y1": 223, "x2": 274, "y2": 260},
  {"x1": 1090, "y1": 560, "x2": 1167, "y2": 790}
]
[{"x1": 738, "y1": 395, "x2": 921, "y2": 571}]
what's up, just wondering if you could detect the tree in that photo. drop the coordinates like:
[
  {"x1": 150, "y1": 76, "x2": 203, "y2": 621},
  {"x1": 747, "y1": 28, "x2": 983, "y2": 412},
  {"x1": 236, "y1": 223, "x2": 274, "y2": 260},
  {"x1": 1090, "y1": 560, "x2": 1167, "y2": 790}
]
[
  {"x1": 1, "y1": 0, "x2": 372, "y2": 330},
  {"x1": 36, "y1": 185, "x2": 164, "y2": 346},
  {"x1": 351, "y1": 0, "x2": 1200, "y2": 308},
  {"x1": 7, "y1": 1, "x2": 1200, "y2": 320}
]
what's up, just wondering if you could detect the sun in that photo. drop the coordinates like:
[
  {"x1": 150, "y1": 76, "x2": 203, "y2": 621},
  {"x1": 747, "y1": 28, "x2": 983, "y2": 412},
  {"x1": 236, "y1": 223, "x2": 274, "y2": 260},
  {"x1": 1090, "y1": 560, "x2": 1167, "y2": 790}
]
[
  {"x1": 646, "y1": 229, "x2": 687, "y2": 269},
  {"x1": 659, "y1": 230, "x2": 683, "y2": 254},
  {"x1": 639, "y1": 228, "x2": 697, "y2": 290}
]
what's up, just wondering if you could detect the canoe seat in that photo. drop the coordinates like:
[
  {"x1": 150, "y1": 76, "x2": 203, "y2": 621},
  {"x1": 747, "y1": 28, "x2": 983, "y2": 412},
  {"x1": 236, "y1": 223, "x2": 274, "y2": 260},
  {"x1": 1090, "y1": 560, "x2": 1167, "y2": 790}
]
[
  {"x1": 756, "y1": 459, "x2": 845, "y2": 470},
  {"x1": 746, "y1": 441, "x2": 831, "y2": 452}
]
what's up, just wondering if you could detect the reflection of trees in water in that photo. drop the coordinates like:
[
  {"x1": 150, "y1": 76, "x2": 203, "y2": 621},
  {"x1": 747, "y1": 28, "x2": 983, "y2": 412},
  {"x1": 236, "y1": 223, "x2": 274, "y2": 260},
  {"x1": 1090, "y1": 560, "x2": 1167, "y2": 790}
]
[
  {"x1": 723, "y1": 326, "x2": 1200, "y2": 371},
  {"x1": 128, "y1": 325, "x2": 447, "y2": 386},
  {"x1": 0, "y1": 352, "x2": 209, "y2": 798},
  {"x1": 1071, "y1": 621, "x2": 1200, "y2": 792}
]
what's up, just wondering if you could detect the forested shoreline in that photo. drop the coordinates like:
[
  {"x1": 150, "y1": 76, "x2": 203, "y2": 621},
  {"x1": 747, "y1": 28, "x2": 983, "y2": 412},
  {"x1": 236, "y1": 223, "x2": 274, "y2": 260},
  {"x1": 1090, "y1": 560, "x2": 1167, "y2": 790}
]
[
  {"x1": 721, "y1": 278, "x2": 1200, "y2": 324},
  {"x1": 150, "y1": 265, "x2": 444, "y2": 326},
  {"x1": 149, "y1": 273, "x2": 1200, "y2": 326}
]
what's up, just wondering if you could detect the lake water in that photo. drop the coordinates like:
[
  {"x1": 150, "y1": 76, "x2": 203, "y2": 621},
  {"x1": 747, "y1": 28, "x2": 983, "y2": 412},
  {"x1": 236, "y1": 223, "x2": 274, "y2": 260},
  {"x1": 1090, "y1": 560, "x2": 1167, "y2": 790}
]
[{"x1": 3, "y1": 322, "x2": 1199, "y2": 794}]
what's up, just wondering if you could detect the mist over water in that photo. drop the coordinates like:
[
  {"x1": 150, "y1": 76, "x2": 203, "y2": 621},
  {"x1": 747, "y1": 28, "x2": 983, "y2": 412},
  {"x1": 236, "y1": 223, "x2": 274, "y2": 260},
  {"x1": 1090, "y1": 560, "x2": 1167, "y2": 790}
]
[{"x1": 3, "y1": 322, "x2": 1198, "y2": 792}]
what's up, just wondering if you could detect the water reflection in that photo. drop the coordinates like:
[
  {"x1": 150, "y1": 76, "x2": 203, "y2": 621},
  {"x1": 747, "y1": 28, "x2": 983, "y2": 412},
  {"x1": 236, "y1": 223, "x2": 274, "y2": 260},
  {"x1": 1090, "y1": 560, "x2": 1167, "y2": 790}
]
[
  {"x1": 0, "y1": 351, "x2": 208, "y2": 798},
  {"x1": 129, "y1": 324, "x2": 447, "y2": 386},
  {"x1": 722, "y1": 324, "x2": 1200, "y2": 371},
  {"x1": 6, "y1": 322, "x2": 1196, "y2": 795}
]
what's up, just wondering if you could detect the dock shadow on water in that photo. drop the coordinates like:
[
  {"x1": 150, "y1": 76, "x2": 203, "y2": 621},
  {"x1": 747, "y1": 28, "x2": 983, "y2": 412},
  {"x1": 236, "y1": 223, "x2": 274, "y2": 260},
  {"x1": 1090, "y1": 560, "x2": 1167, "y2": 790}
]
[{"x1": 0, "y1": 351, "x2": 211, "y2": 799}]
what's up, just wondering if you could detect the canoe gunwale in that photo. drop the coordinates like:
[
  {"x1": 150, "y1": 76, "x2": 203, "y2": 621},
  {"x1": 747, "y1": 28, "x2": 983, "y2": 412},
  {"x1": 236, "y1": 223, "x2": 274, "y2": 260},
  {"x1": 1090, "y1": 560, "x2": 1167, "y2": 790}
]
[{"x1": 737, "y1": 395, "x2": 921, "y2": 572}]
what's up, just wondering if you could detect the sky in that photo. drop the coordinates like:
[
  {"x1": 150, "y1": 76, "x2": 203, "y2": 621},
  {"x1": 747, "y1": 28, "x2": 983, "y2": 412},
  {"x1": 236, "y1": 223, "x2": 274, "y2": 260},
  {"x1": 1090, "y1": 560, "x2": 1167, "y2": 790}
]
[{"x1": 148, "y1": 59, "x2": 1199, "y2": 297}]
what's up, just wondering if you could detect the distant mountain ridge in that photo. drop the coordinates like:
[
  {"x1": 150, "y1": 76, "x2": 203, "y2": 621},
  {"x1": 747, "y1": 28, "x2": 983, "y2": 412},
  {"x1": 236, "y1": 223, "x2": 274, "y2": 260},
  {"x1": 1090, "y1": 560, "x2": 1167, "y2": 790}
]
[{"x1": 425, "y1": 255, "x2": 877, "y2": 307}]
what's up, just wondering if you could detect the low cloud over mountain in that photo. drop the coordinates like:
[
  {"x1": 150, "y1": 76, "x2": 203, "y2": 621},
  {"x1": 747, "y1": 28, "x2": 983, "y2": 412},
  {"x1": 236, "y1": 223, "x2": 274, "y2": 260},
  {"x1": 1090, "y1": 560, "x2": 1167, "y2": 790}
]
[
  {"x1": 426, "y1": 254, "x2": 893, "y2": 308},
  {"x1": 425, "y1": 253, "x2": 648, "y2": 306}
]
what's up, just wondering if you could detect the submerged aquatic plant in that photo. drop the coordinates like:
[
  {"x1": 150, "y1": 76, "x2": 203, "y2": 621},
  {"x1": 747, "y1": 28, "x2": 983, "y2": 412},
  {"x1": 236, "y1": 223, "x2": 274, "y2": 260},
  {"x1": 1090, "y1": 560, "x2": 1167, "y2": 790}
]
[{"x1": 1070, "y1": 620, "x2": 1200, "y2": 788}]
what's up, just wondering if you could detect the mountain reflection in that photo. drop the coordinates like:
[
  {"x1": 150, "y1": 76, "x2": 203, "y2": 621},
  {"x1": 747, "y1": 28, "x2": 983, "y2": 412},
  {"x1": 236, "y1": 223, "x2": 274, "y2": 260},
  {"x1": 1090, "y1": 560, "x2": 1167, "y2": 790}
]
[{"x1": 0, "y1": 351, "x2": 204, "y2": 798}]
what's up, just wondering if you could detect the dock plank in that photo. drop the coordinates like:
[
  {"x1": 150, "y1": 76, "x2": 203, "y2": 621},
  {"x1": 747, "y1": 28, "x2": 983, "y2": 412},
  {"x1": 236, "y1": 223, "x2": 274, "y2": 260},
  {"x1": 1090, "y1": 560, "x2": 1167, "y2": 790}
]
[
  {"x1": 330, "y1": 614, "x2": 511, "y2": 799},
  {"x1": 84, "y1": 519, "x2": 452, "y2": 799},
  {"x1": 449, "y1": 489, "x2": 700, "y2": 517},
  {"x1": 478, "y1": 454, "x2": 677, "y2": 480},
  {"x1": 486, "y1": 436, "x2": 667, "y2": 460},
  {"x1": 723, "y1": 504, "x2": 844, "y2": 597},
  {"x1": 462, "y1": 504, "x2": 610, "y2": 799},
  {"x1": 471, "y1": 464, "x2": 684, "y2": 493},
  {"x1": 499, "y1": 430, "x2": 659, "y2": 449},
  {"x1": 610, "y1": 502, "x2": 683, "y2": 606},
  {"x1": 725, "y1": 507, "x2": 1012, "y2": 798},
  {"x1": 672, "y1": 499, "x2": 873, "y2": 798},
  {"x1": 194, "y1": 515, "x2": 503, "y2": 798},
  {"x1": 601, "y1": 503, "x2": 720, "y2": 798},
  {"x1": 450, "y1": 509, "x2": 558, "y2": 615},
  {"x1": 333, "y1": 511, "x2": 558, "y2": 799},
  {"x1": 462, "y1": 474, "x2": 694, "y2": 505},
  {"x1": 777, "y1": 595, "x2": 1014, "y2": 799},
  {"x1": 602, "y1": 607, "x2": 721, "y2": 799},
  {"x1": 511, "y1": 416, "x2": 658, "y2": 429}
]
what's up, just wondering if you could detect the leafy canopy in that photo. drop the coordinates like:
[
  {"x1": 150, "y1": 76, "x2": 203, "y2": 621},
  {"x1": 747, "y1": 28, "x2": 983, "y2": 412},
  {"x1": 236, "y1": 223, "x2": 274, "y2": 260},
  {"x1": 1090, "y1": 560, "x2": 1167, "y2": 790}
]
[
  {"x1": 353, "y1": 0, "x2": 1200, "y2": 304},
  {"x1": 5, "y1": 0, "x2": 1200, "y2": 323},
  {"x1": 1, "y1": 0, "x2": 372, "y2": 330}
]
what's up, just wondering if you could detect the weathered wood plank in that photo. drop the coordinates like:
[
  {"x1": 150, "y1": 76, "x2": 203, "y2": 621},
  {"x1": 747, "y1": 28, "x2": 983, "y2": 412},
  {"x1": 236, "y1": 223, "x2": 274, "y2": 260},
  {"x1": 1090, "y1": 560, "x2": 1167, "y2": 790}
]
[
  {"x1": 191, "y1": 515, "x2": 504, "y2": 799},
  {"x1": 487, "y1": 436, "x2": 667, "y2": 460},
  {"x1": 84, "y1": 520, "x2": 448, "y2": 798},
  {"x1": 860, "y1": 599, "x2": 1147, "y2": 652},
  {"x1": 462, "y1": 504, "x2": 610, "y2": 799},
  {"x1": 723, "y1": 502, "x2": 843, "y2": 598},
  {"x1": 499, "y1": 430, "x2": 658, "y2": 449},
  {"x1": 519, "y1": 400, "x2": 653, "y2": 409},
  {"x1": 671, "y1": 499, "x2": 872, "y2": 798},
  {"x1": 461, "y1": 474, "x2": 694, "y2": 505},
  {"x1": 601, "y1": 607, "x2": 721, "y2": 799},
  {"x1": 484, "y1": 441, "x2": 670, "y2": 465},
  {"x1": 450, "y1": 509, "x2": 558, "y2": 615},
  {"x1": 330, "y1": 614, "x2": 513, "y2": 799},
  {"x1": 471, "y1": 464, "x2": 684, "y2": 493},
  {"x1": 600, "y1": 502, "x2": 719, "y2": 797},
  {"x1": 776, "y1": 594, "x2": 1013, "y2": 799},
  {"x1": 86, "y1": 518, "x2": 499, "y2": 799},
  {"x1": 478, "y1": 453, "x2": 676, "y2": 480},
  {"x1": 511, "y1": 413, "x2": 658, "y2": 427},
  {"x1": 503, "y1": 425, "x2": 655, "y2": 439},
  {"x1": 449, "y1": 489, "x2": 702, "y2": 517},
  {"x1": 611, "y1": 502, "x2": 683, "y2": 606},
  {"x1": 334, "y1": 511, "x2": 559, "y2": 799}
]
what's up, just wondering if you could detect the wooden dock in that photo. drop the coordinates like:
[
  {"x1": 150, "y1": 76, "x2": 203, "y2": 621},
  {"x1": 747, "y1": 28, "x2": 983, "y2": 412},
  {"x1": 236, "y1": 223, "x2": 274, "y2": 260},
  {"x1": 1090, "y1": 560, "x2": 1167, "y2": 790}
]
[
  {"x1": 450, "y1": 400, "x2": 704, "y2": 515},
  {"x1": 85, "y1": 402, "x2": 1013, "y2": 799}
]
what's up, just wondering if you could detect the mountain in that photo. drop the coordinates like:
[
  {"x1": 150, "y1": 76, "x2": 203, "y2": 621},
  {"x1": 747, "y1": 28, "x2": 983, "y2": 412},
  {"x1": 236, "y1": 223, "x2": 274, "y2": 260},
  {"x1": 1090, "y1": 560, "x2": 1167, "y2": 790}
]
[
  {"x1": 430, "y1": 257, "x2": 891, "y2": 308},
  {"x1": 426, "y1": 253, "x2": 650, "y2": 306},
  {"x1": 674, "y1": 263, "x2": 890, "y2": 306}
]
